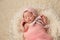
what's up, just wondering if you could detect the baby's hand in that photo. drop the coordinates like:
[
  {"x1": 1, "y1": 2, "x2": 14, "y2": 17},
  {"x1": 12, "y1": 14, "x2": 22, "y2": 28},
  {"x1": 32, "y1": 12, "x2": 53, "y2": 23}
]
[
  {"x1": 20, "y1": 19, "x2": 26, "y2": 27},
  {"x1": 39, "y1": 14, "x2": 48, "y2": 26}
]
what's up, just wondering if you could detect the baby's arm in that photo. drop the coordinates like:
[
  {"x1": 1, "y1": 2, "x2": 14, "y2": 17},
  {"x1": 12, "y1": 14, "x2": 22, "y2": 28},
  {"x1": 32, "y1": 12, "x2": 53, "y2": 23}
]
[
  {"x1": 36, "y1": 14, "x2": 48, "y2": 26},
  {"x1": 38, "y1": 15, "x2": 49, "y2": 32},
  {"x1": 20, "y1": 19, "x2": 29, "y2": 32},
  {"x1": 35, "y1": 15, "x2": 49, "y2": 29},
  {"x1": 19, "y1": 19, "x2": 26, "y2": 32},
  {"x1": 24, "y1": 23, "x2": 29, "y2": 32}
]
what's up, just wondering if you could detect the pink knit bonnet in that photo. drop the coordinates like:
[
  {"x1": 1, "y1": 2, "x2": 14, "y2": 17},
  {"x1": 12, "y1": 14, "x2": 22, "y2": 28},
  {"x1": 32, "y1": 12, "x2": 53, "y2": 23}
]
[{"x1": 23, "y1": 7, "x2": 38, "y2": 18}]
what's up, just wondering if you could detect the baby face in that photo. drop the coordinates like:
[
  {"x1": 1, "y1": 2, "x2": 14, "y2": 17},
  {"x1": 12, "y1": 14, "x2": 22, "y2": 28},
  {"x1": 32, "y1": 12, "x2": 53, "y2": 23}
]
[{"x1": 23, "y1": 11, "x2": 35, "y2": 23}]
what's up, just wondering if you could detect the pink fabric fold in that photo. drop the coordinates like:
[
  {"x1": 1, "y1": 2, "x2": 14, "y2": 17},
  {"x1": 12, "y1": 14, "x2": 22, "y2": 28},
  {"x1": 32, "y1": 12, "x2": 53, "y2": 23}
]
[{"x1": 24, "y1": 23, "x2": 53, "y2": 40}]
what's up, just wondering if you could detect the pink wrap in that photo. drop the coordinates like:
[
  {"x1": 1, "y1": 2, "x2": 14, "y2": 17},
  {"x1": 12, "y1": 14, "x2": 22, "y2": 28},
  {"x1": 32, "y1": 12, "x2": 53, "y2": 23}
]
[{"x1": 24, "y1": 23, "x2": 53, "y2": 40}]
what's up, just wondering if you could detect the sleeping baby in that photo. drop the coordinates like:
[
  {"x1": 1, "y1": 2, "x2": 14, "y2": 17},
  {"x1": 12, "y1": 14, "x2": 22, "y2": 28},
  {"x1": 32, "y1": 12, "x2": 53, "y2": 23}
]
[{"x1": 20, "y1": 7, "x2": 53, "y2": 40}]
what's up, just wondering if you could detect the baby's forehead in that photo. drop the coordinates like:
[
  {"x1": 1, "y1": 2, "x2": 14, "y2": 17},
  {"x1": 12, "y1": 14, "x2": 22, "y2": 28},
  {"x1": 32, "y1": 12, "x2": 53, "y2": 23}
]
[{"x1": 24, "y1": 11, "x2": 33, "y2": 15}]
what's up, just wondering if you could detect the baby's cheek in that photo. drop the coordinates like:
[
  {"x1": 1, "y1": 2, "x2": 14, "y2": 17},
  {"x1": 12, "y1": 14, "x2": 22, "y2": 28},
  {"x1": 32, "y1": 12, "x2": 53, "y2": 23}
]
[{"x1": 31, "y1": 17, "x2": 35, "y2": 21}]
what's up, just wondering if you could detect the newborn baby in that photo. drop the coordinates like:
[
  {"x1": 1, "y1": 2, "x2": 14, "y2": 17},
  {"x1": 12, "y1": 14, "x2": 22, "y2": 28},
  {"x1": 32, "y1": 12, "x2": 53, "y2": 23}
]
[{"x1": 20, "y1": 7, "x2": 53, "y2": 40}]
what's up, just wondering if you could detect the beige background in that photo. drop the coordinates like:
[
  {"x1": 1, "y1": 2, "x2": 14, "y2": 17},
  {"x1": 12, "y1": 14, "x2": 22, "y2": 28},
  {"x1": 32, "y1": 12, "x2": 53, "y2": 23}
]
[{"x1": 0, "y1": 0, "x2": 60, "y2": 40}]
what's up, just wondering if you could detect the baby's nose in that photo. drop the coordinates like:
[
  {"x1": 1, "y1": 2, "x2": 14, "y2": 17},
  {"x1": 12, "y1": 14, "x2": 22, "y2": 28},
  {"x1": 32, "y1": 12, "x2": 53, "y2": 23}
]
[{"x1": 27, "y1": 17, "x2": 30, "y2": 19}]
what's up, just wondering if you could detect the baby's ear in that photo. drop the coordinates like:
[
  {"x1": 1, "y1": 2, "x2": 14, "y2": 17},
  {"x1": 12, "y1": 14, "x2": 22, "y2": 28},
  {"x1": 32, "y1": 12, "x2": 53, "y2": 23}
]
[{"x1": 40, "y1": 14, "x2": 48, "y2": 25}]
